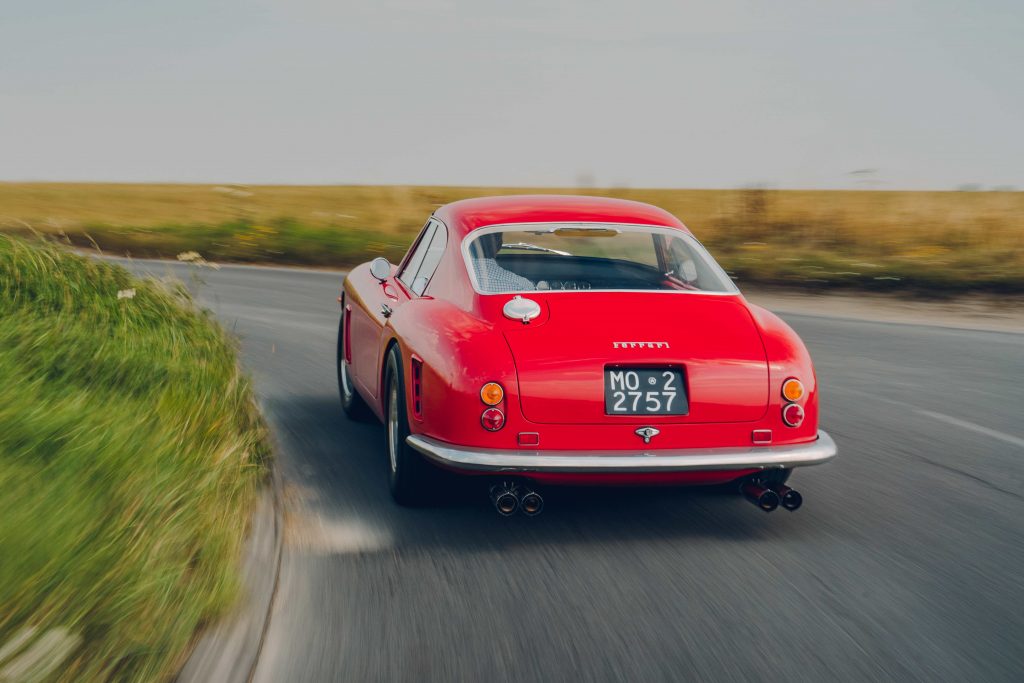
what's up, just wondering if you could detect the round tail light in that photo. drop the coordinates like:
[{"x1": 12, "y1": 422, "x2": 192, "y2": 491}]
[
  {"x1": 781, "y1": 378, "x2": 804, "y2": 402},
  {"x1": 782, "y1": 403, "x2": 804, "y2": 427},
  {"x1": 481, "y1": 408, "x2": 505, "y2": 431},
  {"x1": 480, "y1": 382, "x2": 504, "y2": 406}
]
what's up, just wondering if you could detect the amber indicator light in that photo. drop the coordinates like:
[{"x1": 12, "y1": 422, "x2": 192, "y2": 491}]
[
  {"x1": 782, "y1": 378, "x2": 804, "y2": 402},
  {"x1": 480, "y1": 382, "x2": 504, "y2": 406}
]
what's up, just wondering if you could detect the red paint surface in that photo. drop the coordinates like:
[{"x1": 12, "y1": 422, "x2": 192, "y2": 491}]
[{"x1": 496, "y1": 293, "x2": 768, "y2": 424}]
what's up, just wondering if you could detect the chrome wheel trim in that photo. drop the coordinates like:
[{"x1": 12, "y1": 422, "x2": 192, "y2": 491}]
[
  {"x1": 387, "y1": 378, "x2": 399, "y2": 474},
  {"x1": 340, "y1": 356, "x2": 353, "y2": 400},
  {"x1": 339, "y1": 310, "x2": 354, "y2": 401}
]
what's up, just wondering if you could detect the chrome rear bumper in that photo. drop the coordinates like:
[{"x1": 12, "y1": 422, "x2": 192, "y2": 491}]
[{"x1": 406, "y1": 430, "x2": 837, "y2": 474}]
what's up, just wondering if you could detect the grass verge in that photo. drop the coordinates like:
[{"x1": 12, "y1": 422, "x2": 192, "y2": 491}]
[
  {"x1": 0, "y1": 235, "x2": 268, "y2": 682},
  {"x1": 1, "y1": 183, "x2": 1022, "y2": 293}
]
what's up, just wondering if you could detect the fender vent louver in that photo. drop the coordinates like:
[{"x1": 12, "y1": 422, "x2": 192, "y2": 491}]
[{"x1": 411, "y1": 357, "x2": 423, "y2": 419}]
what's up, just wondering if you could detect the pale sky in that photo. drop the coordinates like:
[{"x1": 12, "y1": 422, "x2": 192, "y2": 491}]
[{"x1": 2, "y1": 0, "x2": 1022, "y2": 189}]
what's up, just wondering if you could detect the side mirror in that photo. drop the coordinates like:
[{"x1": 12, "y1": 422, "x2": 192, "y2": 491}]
[{"x1": 369, "y1": 257, "x2": 391, "y2": 282}]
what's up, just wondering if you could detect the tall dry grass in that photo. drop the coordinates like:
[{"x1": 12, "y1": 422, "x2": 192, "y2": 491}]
[{"x1": 1, "y1": 183, "x2": 1021, "y2": 291}]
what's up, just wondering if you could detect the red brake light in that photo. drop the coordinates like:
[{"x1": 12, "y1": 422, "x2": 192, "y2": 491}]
[
  {"x1": 481, "y1": 408, "x2": 505, "y2": 431},
  {"x1": 782, "y1": 403, "x2": 804, "y2": 427}
]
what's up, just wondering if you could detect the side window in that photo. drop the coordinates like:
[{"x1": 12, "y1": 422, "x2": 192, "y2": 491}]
[
  {"x1": 398, "y1": 221, "x2": 436, "y2": 288},
  {"x1": 409, "y1": 222, "x2": 447, "y2": 296}
]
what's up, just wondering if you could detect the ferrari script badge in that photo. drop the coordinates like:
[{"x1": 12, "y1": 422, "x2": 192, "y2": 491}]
[
  {"x1": 613, "y1": 341, "x2": 670, "y2": 349},
  {"x1": 635, "y1": 427, "x2": 660, "y2": 444}
]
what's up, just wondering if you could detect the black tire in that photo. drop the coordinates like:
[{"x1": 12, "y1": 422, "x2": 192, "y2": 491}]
[
  {"x1": 337, "y1": 300, "x2": 371, "y2": 421},
  {"x1": 384, "y1": 345, "x2": 434, "y2": 505}
]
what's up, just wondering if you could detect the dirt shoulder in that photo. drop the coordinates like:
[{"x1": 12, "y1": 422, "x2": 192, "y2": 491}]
[{"x1": 745, "y1": 286, "x2": 1024, "y2": 334}]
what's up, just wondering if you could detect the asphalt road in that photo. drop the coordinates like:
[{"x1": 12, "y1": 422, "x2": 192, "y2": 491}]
[{"x1": 128, "y1": 259, "x2": 1024, "y2": 682}]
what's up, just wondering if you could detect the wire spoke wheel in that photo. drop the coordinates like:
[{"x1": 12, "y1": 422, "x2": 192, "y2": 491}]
[{"x1": 388, "y1": 378, "x2": 399, "y2": 474}]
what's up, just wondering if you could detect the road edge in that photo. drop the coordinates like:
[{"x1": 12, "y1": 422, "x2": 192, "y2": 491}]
[{"x1": 175, "y1": 414, "x2": 284, "y2": 683}]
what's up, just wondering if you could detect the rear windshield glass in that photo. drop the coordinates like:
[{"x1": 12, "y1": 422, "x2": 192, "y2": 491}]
[{"x1": 464, "y1": 224, "x2": 738, "y2": 294}]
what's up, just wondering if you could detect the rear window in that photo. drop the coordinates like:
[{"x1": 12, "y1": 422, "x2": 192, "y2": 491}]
[{"x1": 464, "y1": 224, "x2": 738, "y2": 294}]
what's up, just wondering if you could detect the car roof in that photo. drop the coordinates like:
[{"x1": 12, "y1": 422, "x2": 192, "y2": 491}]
[{"x1": 433, "y1": 195, "x2": 689, "y2": 238}]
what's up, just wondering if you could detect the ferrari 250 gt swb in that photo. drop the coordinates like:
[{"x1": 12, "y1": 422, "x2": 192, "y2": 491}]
[{"x1": 337, "y1": 195, "x2": 836, "y2": 515}]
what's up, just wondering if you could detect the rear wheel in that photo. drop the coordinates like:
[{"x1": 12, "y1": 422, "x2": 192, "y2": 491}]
[
  {"x1": 384, "y1": 346, "x2": 433, "y2": 505},
  {"x1": 337, "y1": 300, "x2": 371, "y2": 420}
]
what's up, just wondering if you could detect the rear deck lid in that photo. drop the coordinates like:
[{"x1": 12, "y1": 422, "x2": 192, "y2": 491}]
[{"x1": 500, "y1": 293, "x2": 768, "y2": 424}]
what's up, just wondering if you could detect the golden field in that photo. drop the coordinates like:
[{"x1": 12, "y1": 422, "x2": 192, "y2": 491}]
[{"x1": 1, "y1": 183, "x2": 1021, "y2": 292}]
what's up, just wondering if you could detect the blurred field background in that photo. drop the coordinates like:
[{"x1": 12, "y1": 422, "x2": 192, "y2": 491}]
[
  {"x1": 0, "y1": 236, "x2": 267, "y2": 682},
  {"x1": 1, "y1": 182, "x2": 1022, "y2": 293}
]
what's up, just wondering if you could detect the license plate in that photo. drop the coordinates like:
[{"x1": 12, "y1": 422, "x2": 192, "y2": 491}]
[{"x1": 604, "y1": 367, "x2": 688, "y2": 415}]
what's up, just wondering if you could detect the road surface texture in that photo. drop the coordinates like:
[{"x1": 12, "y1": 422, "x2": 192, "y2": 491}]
[{"x1": 125, "y1": 259, "x2": 1024, "y2": 682}]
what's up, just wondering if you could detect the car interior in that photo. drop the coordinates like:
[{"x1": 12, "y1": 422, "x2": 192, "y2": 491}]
[{"x1": 493, "y1": 253, "x2": 680, "y2": 291}]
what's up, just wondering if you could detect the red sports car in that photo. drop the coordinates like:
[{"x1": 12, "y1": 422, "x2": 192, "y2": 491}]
[{"x1": 337, "y1": 195, "x2": 836, "y2": 514}]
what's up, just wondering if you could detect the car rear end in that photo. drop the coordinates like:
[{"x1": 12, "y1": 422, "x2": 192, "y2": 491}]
[{"x1": 405, "y1": 221, "x2": 835, "y2": 502}]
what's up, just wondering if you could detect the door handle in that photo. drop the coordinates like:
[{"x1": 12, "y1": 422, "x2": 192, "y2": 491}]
[{"x1": 380, "y1": 303, "x2": 393, "y2": 318}]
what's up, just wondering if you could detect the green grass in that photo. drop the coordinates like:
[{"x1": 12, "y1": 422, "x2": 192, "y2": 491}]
[
  {"x1": 1, "y1": 183, "x2": 1022, "y2": 293},
  {"x1": 0, "y1": 236, "x2": 268, "y2": 682}
]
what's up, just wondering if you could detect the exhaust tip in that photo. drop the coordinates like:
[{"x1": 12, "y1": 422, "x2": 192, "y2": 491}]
[
  {"x1": 520, "y1": 491, "x2": 544, "y2": 516},
  {"x1": 495, "y1": 493, "x2": 518, "y2": 515},
  {"x1": 741, "y1": 482, "x2": 780, "y2": 512},
  {"x1": 490, "y1": 483, "x2": 519, "y2": 516},
  {"x1": 758, "y1": 490, "x2": 780, "y2": 512},
  {"x1": 777, "y1": 486, "x2": 803, "y2": 511}
]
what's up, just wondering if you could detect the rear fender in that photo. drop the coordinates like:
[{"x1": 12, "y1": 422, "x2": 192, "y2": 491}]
[
  {"x1": 747, "y1": 303, "x2": 819, "y2": 440},
  {"x1": 386, "y1": 300, "x2": 523, "y2": 448}
]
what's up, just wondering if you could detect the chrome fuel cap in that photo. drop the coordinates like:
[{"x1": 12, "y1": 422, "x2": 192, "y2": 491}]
[{"x1": 503, "y1": 295, "x2": 541, "y2": 324}]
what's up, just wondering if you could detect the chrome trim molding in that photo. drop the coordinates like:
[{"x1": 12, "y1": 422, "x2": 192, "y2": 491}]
[{"x1": 407, "y1": 430, "x2": 837, "y2": 474}]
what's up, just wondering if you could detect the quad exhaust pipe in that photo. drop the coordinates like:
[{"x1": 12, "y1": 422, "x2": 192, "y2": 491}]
[
  {"x1": 489, "y1": 482, "x2": 544, "y2": 516},
  {"x1": 520, "y1": 489, "x2": 544, "y2": 516},
  {"x1": 741, "y1": 482, "x2": 780, "y2": 512},
  {"x1": 491, "y1": 478, "x2": 797, "y2": 516},
  {"x1": 741, "y1": 480, "x2": 803, "y2": 512},
  {"x1": 773, "y1": 485, "x2": 803, "y2": 511},
  {"x1": 490, "y1": 482, "x2": 519, "y2": 516}
]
